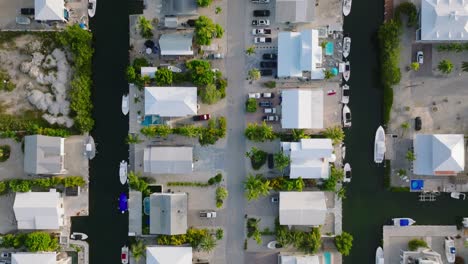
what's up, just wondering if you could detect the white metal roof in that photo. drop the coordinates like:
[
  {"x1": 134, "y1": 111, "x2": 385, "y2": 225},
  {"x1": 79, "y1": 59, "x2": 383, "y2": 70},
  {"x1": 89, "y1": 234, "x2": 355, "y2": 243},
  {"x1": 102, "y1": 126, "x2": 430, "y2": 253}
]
[
  {"x1": 279, "y1": 255, "x2": 320, "y2": 264},
  {"x1": 279, "y1": 192, "x2": 327, "y2": 226},
  {"x1": 159, "y1": 33, "x2": 194, "y2": 56},
  {"x1": 421, "y1": 0, "x2": 468, "y2": 40},
  {"x1": 141, "y1": 67, "x2": 158, "y2": 78},
  {"x1": 144, "y1": 87, "x2": 197, "y2": 117},
  {"x1": 281, "y1": 89, "x2": 323, "y2": 129},
  {"x1": 144, "y1": 146, "x2": 193, "y2": 174},
  {"x1": 146, "y1": 246, "x2": 192, "y2": 264},
  {"x1": 150, "y1": 193, "x2": 187, "y2": 235},
  {"x1": 13, "y1": 190, "x2": 64, "y2": 230},
  {"x1": 35, "y1": 0, "x2": 65, "y2": 21},
  {"x1": 414, "y1": 134, "x2": 465, "y2": 175},
  {"x1": 24, "y1": 135, "x2": 65, "y2": 175},
  {"x1": 12, "y1": 252, "x2": 57, "y2": 264},
  {"x1": 275, "y1": 0, "x2": 315, "y2": 23}
]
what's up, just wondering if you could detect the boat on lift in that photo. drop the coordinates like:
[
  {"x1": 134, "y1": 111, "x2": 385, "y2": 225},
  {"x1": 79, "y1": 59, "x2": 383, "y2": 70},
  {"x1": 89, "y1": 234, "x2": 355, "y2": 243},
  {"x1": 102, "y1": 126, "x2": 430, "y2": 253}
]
[{"x1": 374, "y1": 126, "x2": 386, "y2": 164}]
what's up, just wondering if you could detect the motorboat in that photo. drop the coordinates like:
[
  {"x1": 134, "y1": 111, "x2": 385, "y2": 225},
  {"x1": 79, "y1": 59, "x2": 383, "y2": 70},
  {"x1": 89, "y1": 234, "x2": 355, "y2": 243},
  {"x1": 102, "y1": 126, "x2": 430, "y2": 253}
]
[
  {"x1": 342, "y1": 104, "x2": 351, "y2": 127},
  {"x1": 121, "y1": 245, "x2": 129, "y2": 264},
  {"x1": 450, "y1": 192, "x2": 466, "y2": 200},
  {"x1": 343, "y1": 163, "x2": 352, "y2": 183},
  {"x1": 343, "y1": 0, "x2": 352, "y2": 16},
  {"x1": 168, "y1": 65, "x2": 182, "y2": 73},
  {"x1": 70, "y1": 232, "x2": 88, "y2": 240},
  {"x1": 119, "y1": 161, "x2": 128, "y2": 185},
  {"x1": 88, "y1": 0, "x2": 96, "y2": 18},
  {"x1": 341, "y1": 84, "x2": 350, "y2": 104},
  {"x1": 375, "y1": 247, "x2": 384, "y2": 264},
  {"x1": 392, "y1": 218, "x2": 416, "y2": 227},
  {"x1": 445, "y1": 237, "x2": 456, "y2": 263},
  {"x1": 121, "y1": 94, "x2": 129, "y2": 116},
  {"x1": 267, "y1": 241, "x2": 282, "y2": 249},
  {"x1": 341, "y1": 144, "x2": 346, "y2": 161},
  {"x1": 343, "y1": 35, "x2": 351, "y2": 58},
  {"x1": 343, "y1": 61, "x2": 350, "y2": 81},
  {"x1": 119, "y1": 193, "x2": 128, "y2": 214},
  {"x1": 374, "y1": 126, "x2": 386, "y2": 164},
  {"x1": 327, "y1": 89, "x2": 337, "y2": 96},
  {"x1": 463, "y1": 218, "x2": 468, "y2": 228}
]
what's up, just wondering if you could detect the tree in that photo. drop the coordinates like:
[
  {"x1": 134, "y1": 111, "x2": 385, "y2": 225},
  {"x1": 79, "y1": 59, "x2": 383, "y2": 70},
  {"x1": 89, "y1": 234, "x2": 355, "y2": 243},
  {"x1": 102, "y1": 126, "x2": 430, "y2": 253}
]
[
  {"x1": 246, "y1": 45, "x2": 256, "y2": 56},
  {"x1": 199, "y1": 235, "x2": 217, "y2": 252},
  {"x1": 406, "y1": 150, "x2": 416, "y2": 161},
  {"x1": 186, "y1": 60, "x2": 215, "y2": 86},
  {"x1": 197, "y1": 0, "x2": 212, "y2": 7},
  {"x1": 401, "y1": 122, "x2": 410, "y2": 136},
  {"x1": 194, "y1": 16, "x2": 223, "y2": 45},
  {"x1": 335, "y1": 232, "x2": 353, "y2": 256},
  {"x1": 274, "y1": 152, "x2": 290, "y2": 172},
  {"x1": 410, "y1": 62, "x2": 420, "y2": 71},
  {"x1": 322, "y1": 126, "x2": 345, "y2": 145},
  {"x1": 215, "y1": 229, "x2": 224, "y2": 240},
  {"x1": 128, "y1": 171, "x2": 150, "y2": 196},
  {"x1": 131, "y1": 240, "x2": 146, "y2": 262},
  {"x1": 126, "y1": 66, "x2": 137, "y2": 82},
  {"x1": 246, "y1": 147, "x2": 268, "y2": 170},
  {"x1": 324, "y1": 69, "x2": 334, "y2": 79},
  {"x1": 462, "y1": 61, "x2": 468, "y2": 72},
  {"x1": 395, "y1": 2, "x2": 418, "y2": 27},
  {"x1": 438, "y1": 59, "x2": 454, "y2": 74},
  {"x1": 215, "y1": 24, "x2": 224, "y2": 38},
  {"x1": 138, "y1": 16, "x2": 154, "y2": 38},
  {"x1": 244, "y1": 122, "x2": 276, "y2": 142},
  {"x1": 24, "y1": 232, "x2": 59, "y2": 252},
  {"x1": 126, "y1": 134, "x2": 143, "y2": 144},
  {"x1": 244, "y1": 174, "x2": 272, "y2": 201},
  {"x1": 155, "y1": 68, "x2": 173, "y2": 86},
  {"x1": 408, "y1": 238, "x2": 427, "y2": 251},
  {"x1": 292, "y1": 129, "x2": 310, "y2": 141},
  {"x1": 298, "y1": 228, "x2": 322, "y2": 254},
  {"x1": 200, "y1": 83, "x2": 222, "y2": 104},
  {"x1": 248, "y1": 68, "x2": 261, "y2": 81},
  {"x1": 132, "y1": 57, "x2": 149, "y2": 72},
  {"x1": 215, "y1": 7, "x2": 222, "y2": 14},
  {"x1": 246, "y1": 98, "x2": 257, "y2": 113}
]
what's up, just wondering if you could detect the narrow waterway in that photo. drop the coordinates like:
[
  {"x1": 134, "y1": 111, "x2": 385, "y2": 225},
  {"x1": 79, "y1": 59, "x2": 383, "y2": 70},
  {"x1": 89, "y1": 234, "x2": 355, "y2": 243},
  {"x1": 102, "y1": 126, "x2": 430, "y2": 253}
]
[{"x1": 343, "y1": 0, "x2": 468, "y2": 263}]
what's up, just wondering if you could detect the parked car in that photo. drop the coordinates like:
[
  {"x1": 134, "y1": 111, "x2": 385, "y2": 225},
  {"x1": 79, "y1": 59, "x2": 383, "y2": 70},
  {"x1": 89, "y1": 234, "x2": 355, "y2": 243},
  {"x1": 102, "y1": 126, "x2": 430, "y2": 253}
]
[
  {"x1": 251, "y1": 0, "x2": 270, "y2": 3},
  {"x1": 259, "y1": 101, "x2": 273, "y2": 107},
  {"x1": 193, "y1": 114, "x2": 210, "y2": 121},
  {"x1": 254, "y1": 37, "x2": 272, "y2": 43},
  {"x1": 252, "y1": 19, "x2": 270, "y2": 26},
  {"x1": 264, "y1": 108, "x2": 276, "y2": 114},
  {"x1": 415, "y1": 116, "x2": 422, "y2": 131},
  {"x1": 263, "y1": 115, "x2": 279, "y2": 122},
  {"x1": 260, "y1": 69, "x2": 273, "y2": 76},
  {"x1": 186, "y1": 19, "x2": 197, "y2": 27},
  {"x1": 261, "y1": 92, "x2": 275, "y2": 98},
  {"x1": 267, "y1": 153, "x2": 274, "y2": 169},
  {"x1": 248, "y1": 93, "x2": 261, "y2": 99},
  {"x1": 252, "y1": 28, "x2": 272, "y2": 35},
  {"x1": 0, "y1": 252, "x2": 10, "y2": 258},
  {"x1": 20, "y1": 8, "x2": 35, "y2": 16},
  {"x1": 260, "y1": 61, "x2": 277, "y2": 68},
  {"x1": 208, "y1": 53, "x2": 224, "y2": 59},
  {"x1": 416, "y1": 51, "x2": 424, "y2": 64},
  {"x1": 253, "y1": 10, "x2": 270, "y2": 17},
  {"x1": 271, "y1": 196, "x2": 279, "y2": 203},
  {"x1": 262, "y1": 53, "x2": 277, "y2": 60},
  {"x1": 199, "y1": 211, "x2": 217, "y2": 218}
]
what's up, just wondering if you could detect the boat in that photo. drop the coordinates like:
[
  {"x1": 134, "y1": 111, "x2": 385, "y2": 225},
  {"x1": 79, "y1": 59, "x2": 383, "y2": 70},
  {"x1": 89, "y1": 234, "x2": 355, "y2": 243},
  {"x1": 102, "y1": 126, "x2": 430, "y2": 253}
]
[
  {"x1": 342, "y1": 104, "x2": 351, "y2": 128},
  {"x1": 119, "y1": 193, "x2": 128, "y2": 214},
  {"x1": 168, "y1": 65, "x2": 182, "y2": 73},
  {"x1": 343, "y1": 163, "x2": 352, "y2": 183},
  {"x1": 121, "y1": 245, "x2": 129, "y2": 264},
  {"x1": 374, "y1": 126, "x2": 386, "y2": 164},
  {"x1": 376, "y1": 247, "x2": 384, "y2": 264},
  {"x1": 341, "y1": 84, "x2": 350, "y2": 104},
  {"x1": 267, "y1": 240, "x2": 282, "y2": 249},
  {"x1": 450, "y1": 192, "x2": 466, "y2": 200},
  {"x1": 392, "y1": 218, "x2": 416, "y2": 227},
  {"x1": 327, "y1": 89, "x2": 336, "y2": 96},
  {"x1": 343, "y1": 35, "x2": 351, "y2": 58},
  {"x1": 343, "y1": 61, "x2": 350, "y2": 81},
  {"x1": 341, "y1": 144, "x2": 346, "y2": 161},
  {"x1": 70, "y1": 232, "x2": 88, "y2": 240},
  {"x1": 88, "y1": 0, "x2": 96, "y2": 17},
  {"x1": 343, "y1": 0, "x2": 352, "y2": 16},
  {"x1": 445, "y1": 237, "x2": 456, "y2": 263},
  {"x1": 121, "y1": 94, "x2": 129, "y2": 116},
  {"x1": 119, "y1": 161, "x2": 128, "y2": 185}
]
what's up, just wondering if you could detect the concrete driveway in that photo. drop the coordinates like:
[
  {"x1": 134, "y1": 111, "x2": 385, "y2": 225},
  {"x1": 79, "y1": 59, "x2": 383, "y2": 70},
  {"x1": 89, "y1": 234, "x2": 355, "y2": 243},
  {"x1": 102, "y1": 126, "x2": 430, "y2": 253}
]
[{"x1": 412, "y1": 43, "x2": 432, "y2": 77}]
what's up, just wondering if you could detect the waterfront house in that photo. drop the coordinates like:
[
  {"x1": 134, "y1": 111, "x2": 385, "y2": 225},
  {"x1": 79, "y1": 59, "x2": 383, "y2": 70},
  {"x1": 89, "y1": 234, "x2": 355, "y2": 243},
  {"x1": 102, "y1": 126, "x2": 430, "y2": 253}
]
[
  {"x1": 413, "y1": 134, "x2": 464, "y2": 176},
  {"x1": 159, "y1": 33, "x2": 194, "y2": 56},
  {"x1": 277, "y1": 29, "x2": 324, "y2": 79},
  {"x1": 281, "y1": 89, "x2": 324, "y2": 129},
  {"x1": 281, "y1": 139, "x2": 333, "y2": 179},
  {"x1": 146, "y1": 246, "x2": 192, "y2": 264},
  {"x1": 144, "y1": 146, "x2": 193, "y2": 174},
  {"x1": 24, "y1": 135, "x2": 66, "y2": 175},
  {"x1": 35, "y1": 0, "x2": 66, "y2": 22},
  {"x1": 419, "y1": 0, "x2": 468, "y2": 41},
  {"x1": 279, "y1": 192, "x2": 327, "y2": 226},
  {"x1": 144, "y1": 87, "x2": 197, "y2": 117},
  {"x1": 149, "y1": 193, "x2": 187, "y2": 235},
  {"x1": 12, "y1": 252, "x2": 61, "y2": 264},
  {"x1": 276, "y1": 0, "x2": 315, "y2": 24},
  {"x1": 13, "y1": 189, "x2": 64, "y2": 230},
  {"x1": 278, "y1": 254, "x2": 320, "y2": 264},
  {"x1": 141, "y1": 67, "x2": 158, "y2": 79},
  {"x1": 162, "y1": 0, "x2": 198, "y2": 16}
]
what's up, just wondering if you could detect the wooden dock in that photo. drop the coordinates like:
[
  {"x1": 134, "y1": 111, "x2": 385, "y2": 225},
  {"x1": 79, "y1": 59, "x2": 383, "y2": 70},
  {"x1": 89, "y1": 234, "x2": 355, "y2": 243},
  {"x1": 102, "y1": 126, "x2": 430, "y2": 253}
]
[{"x1": 384, "y1": 0, "x2": 394, "y2": 22}]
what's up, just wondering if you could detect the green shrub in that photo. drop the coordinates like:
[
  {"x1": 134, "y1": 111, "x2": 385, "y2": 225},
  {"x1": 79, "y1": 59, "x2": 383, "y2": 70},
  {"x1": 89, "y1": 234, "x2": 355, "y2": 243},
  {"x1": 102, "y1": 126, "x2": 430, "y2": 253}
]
[
  {"x1": 322, "y1": 126, "x2": 345, "y2": 145},
  {"x1": 244, "y1": 122, "x2": 276, "y2": 142},
  {"x1": 197, "y1": 0, "x2": 212, "y2": 7},
  {"x1": 8, "y1": 179, "x2": 31, "y2": 192},
  {"x1": 200, "y1": 84, "x2": 222, "y2": 104},
  {"x1": 335, "y1": 232, "x2": 353, "y2": 256},
  {"x1": 408, "y1": 239, "x2": 428, "y2": 251},
  {"x1": 216, "y1": 78, "x2": 227, "y2": 99},
  {"x1": 246, "y1": 147, "x2": 267, "y2": 170},
  {"x1": 132, "y1": 57, "x2": 149, "y2": 72},
  {"x1": 395, "y1": 2, "x2": 418, "y2": 27},
  {"x1": 186, "y1": 60, "x2": 215, "y2": 86},
  {"x1": 246, "y1": 98, "x2": 257, "y2": 113},
  {"x1": 126, "y1": 66, "x2": 137, "y2": 82},
  {"x1": 215, "y1": 187, "x2": 228, "y2": 208},
  {"x1": 383, "y1": 85, "x2": 394, "y2": 124},
  {"x1": 274, "y1": 152, "x2": 291, "y2": 172},
  {"x1": 216, "y1": 229, "x2": 224, "y2": 240},
  {"x1": 138, "y1": 16, "x2": 154, "y2": 38},
  {"x1": 263, "y1": 81, "x2": 276, "y2": 88},
  {"x1": 194, "y1": 16, "x2": 224, "y2": 45},
  {"x1": 155, "y1": 68, "x2": 173, "y2": 86},
  {"x1": 128, "y1": 171, "x2": 151, "y2": 196},
  {"x1": 0, "y1": 145, "x2": 10, "y2": 162},
  {"x1": 24, "y1": 232, "x2": 59, "y2": 252},
  {"x1": 140, "y1": 125, "x2": 173, "y2": 138}
]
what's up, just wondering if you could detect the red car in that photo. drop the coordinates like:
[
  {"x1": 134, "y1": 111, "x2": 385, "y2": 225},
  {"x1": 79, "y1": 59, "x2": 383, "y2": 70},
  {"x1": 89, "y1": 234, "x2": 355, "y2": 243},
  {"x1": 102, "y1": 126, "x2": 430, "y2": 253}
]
[{"x1": 193, "y1": 114, "x2": 210, "y2": 121}]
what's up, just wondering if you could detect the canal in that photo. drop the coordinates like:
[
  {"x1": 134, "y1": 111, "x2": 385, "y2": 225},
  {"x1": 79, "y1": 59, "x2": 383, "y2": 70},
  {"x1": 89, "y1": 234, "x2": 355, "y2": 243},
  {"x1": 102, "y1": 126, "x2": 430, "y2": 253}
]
[{"x1": 343, "y1": 0, "x2": 468, "y2": 263}]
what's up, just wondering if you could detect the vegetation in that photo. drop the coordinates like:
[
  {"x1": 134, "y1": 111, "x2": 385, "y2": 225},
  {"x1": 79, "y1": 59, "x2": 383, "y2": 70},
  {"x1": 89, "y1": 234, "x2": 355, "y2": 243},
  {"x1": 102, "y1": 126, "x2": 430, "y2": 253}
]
[
  {"x1": 168, "y1": 173, "x2": 222, "y2": 188},
  {"x1": 248, "y1": 68, "x2": 261, "y2": 81},
  {"x1": 215, "y1": 7, "x2": 222, "y2": 14},
  {"x1": 155, "y1": 68, "x2": 173, "y2": 86},
  {"x1": 291, "y1": 129, "x2": 310, "y2": 141},
  {"x1": 186, "y1": 59, "x2": 215, "y2": 86},
  {"x1": 246, "y1": 46, "x2": 256, "y2": 56},
  {"x1": 19, "y1": 232, "x2": 59, "y2": 252},
  {"x1": 200, "y1": 83, "x2": 222, "y2": 104},
  {"x1": 245, "y1": 98, "x2": 257, "y2": 113},
  {"x1": 321, "y1": 167, "x2": 344, "y2": 191},
  {"x1": 216, "y1": 186, "x2": 228, "y2": 208},
  {"x1": 462, "y1": 62, "x2": 468, "y2": 72},
  {"x1": 215, "y1": 229, "x2": 224, "y2": 240},
  {"x1": 322, "y1": 126, "x2": 345, "y2": 145},
  {"x1": 138, "y1": 16, "x2": 154, "y2": 38},
  {"x1": 157, "y1": 228, "x2": 219, "y2": 252},
  {"x1": 274, "y1": 152, "x2": 290, "y2": 172},
  {"x1": 401, "y1": 122, "x2": 410, "y2": 136},
  {"x1": 0, "y1": 145, "x2": 10, "y2": 162},
  {"x1": 197, "y1": 0, "x2": 212, "y2": 7},
  {"x1": 244, "y1": 122, "x2": 276, "y2": 142},
  {"x1": 298, "y1": 228, "x2": 322, "y2": 254},
  {"x1": 406, "y1": 150, "x2": 416, "y2": 161},
  {"x1": 395, "y1": 2, "x2": 418, "y2": 27},
  {"x1": 335, "y1": 232, "x2": 353, "y2": 256},
  {"x1": 0, "y1": 70, "x2": 15, "y2": 91},
  {"x1": 410, "y1": 62, "x2": 420, "y2": 71},
  {"x1": 247, "y1": 218, "x2": 262, "y2": 245},
  {"x1": 128, "y1": 171, "x2": 151, "y2": 196},
  {"x1": 438, "y1": 59, "x2": 454, "y2": 74},
  {"x1": 244, "y1": 174, "x2": 272, "y2": 201},
  {"x1": 269, "y1": 177, "x2": 304, "y2": 192},
  {"x1": 245, "y1": 147, "x2": 268, "y2": 170},
  {"x1": 408, "y1": 238, "x2": 428, "y2": 251},
  {"x1": 126, "y1": 134, "x2": 143, "y2": 144},
  {"x1": 437, "y1": 43, "x2": 468, "y2": 52},
  {"x1": 216, "y1": 77, "x2": 228, "y2": 99},
  {"x1": 208, "y1": 173, "x2": 223, "y2": 185},
  {"x1": 141, "y1": 124, "x2": 172, "y2": 138},
  {"x1": 264, "y1": 81, "x2": 276, "y2": 88},
  {"x1": 275, "y1": 220, "x2": 322, "y2": 254},
  {"x1": 194, "y1": 16, "x2": 223, "y2": 45},
  {"x1": 0, "y1": 176, "x2": 85, "y2": 194},
  {"x1": 130, "y1": 240, "x2": 146, "y2": 262},
  {"x1": 126, "y1": 66, "x2": 137, "y2": 82},
  {"x1": 323, "y1": 69, "x2": 334, "y2": 80}
]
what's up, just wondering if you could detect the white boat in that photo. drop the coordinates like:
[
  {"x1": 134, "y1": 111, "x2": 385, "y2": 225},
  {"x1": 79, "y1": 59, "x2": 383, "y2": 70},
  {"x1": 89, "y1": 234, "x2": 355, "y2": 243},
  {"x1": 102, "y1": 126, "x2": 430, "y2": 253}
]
[
  {"x1": 445, "y1": 237, "x2": 456, "y2": 263},
  {"x1": 343, "y1": 163, "x2": 351, "y2": 183},
  {"x1": 392, "y1": 218, "x2": 416, "y2": 227},
  {"x1": 450, "y1": 192, "x2": 466, "y2": 200},
  {"x1": 343, "y1": 0, "x2": 352, "y2": 16},
  {"x1": 168, "y1": 65, "x2": 182, "y2": 73},
  {"x1": 342, "y1": 104, "x2": 351, "y2": 127},
  {"x1": 375, "y1": 247, "x2": 384, "y2": 264},
  {"x1": 121, "y1": 245, "x2": 129, "y2": 264},
  {"x1": 463, "y1": 218, "x2": 468, "y2": 228},
  {"x1": 341, "y1": 84, "x2": 350, "y2": 104},
  {"x1": 70, "y1": 232, "x2": 88, "y2": 240},
  {"x1": 121, "y1": 94, "x2": 129, "y2": 116},
  {"x1": 374, "y1": 126, "x2": 386, "y2": 164},
  {"x1": 343, "y1": 61, "x2": 350, "y2": 81},
  {"x1": 341, "y1": 144, "x2": 346, "y2": 161},
  {"x1": 119, "y1": 161, "x2": 128, "y2": 185},
  {"x1": 343, "y1": 35, "x2": 351, "y2": 58},
  {"x1": 88, "y1": 0, "x2": 96, "y2": 17}
]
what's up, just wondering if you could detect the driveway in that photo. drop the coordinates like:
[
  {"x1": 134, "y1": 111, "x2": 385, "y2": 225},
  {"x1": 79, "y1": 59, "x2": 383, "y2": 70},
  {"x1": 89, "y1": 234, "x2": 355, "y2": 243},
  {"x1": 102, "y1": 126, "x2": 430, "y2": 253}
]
[{"x1": 411, "y1": 43, "x2": 432, "y2": 77}]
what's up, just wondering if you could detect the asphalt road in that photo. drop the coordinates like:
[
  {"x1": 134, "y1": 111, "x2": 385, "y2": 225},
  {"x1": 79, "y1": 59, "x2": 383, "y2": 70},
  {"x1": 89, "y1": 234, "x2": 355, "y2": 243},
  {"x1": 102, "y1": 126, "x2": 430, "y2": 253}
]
[{"x1": 225, "y1": 0, "x2": 248, "y2": 262}]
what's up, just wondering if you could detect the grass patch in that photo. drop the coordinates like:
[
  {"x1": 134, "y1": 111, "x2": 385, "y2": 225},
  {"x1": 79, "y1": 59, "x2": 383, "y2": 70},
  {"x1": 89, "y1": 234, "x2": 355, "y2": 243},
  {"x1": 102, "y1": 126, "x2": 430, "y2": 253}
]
[{"x1": 0, "y1": 145, "x2": 10, "y2": 162}]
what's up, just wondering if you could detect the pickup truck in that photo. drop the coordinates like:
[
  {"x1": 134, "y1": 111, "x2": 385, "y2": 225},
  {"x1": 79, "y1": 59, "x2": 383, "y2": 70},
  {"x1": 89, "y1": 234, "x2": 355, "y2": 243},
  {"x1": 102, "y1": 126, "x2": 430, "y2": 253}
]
[
  {"x1": 254, "y1": 37, "x2": 272, "y2": 44},
  {"x1": 199, "y1": 211, "x2": 217, "y2": 218},
  {"x1": 252, "y1": 28, "x2": 272, "y2": 35}
]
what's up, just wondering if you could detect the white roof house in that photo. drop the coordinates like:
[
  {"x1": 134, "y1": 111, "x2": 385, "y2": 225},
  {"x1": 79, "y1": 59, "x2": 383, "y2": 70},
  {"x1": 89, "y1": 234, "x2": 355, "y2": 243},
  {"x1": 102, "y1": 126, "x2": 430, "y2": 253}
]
[
  {"x1": 278, "y1": 29, "x2": 324, "y2": 79},
  {"x1": 146, "y1": 246, "x2": 192, "y2": 264},
  {"x1": 281, "y1": 139, "x2": 333, "y2": 179},
  {"x1": 276, "y1": 0, "x2": 315, "y2": 23},
  {"x1": 413, "y1": 134, "x2": 465, "y2": 176},
  {"x1": 12, "y1": 252, "x2": 57, "y2": 264},
  {"x1": 281, "y1": 89, "x2": 323, "y2": 129},
  {"x1": 144, "y1": 87, "x2": 197, "y2": 117},
  {"x1": 279, "y1": 192, "x2": 327, "y2": 226},
  {"x1": 144, "y1": 146, "x2": 193, "y2": 174},
  {"x1": 150, "y1": 193, "x2": 187, "y2": 235},
  {"x1": 159, "y1": 33, "x2": 194, "y2": 56},
  {"x1": 24, "y1": 135, "x2": 66, "y2": 175},
  {"x1": 279, "y1": 254, "x2": 320, "y2": 264},
  {"x1": 420, "y1": 0, "x2": 468, "y2": 41},
  {"x1": 35, "y1": 0, "x2": 65, "y2": 21},
  {"x1": 141, "y1": 67, "x2": 158, "y2": 78},
  {"x1": 13, "y1": 190, "x2": 64, "y2": 230}
]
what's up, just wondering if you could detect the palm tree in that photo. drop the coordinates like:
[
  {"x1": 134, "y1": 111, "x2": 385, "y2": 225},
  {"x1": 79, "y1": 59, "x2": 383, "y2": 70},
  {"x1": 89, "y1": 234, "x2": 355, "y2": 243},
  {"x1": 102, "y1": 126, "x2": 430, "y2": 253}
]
[
  {"x1": 245, "y1": 45, "x2": 256, "y2": 56},
  {"x1": 244, "y1": 174, "x2": 272, "y2": 201},
  {"x1": 438, "y1": 59, "x2": 454, "y2": 74},
  {"x1": 322, "y1": 126, "x2": 345, "y2": 145},
  {"x1": 462, "y1": 61, "x2": 468, "y2": 72},
  {"x1": 198, "y1": 235, "x2": 217, "y2": 252},
  {"x1": 406, "y1": 150, "x2": 416, "y2": 161},
  {"x1": 400, "y1": 122, "x2": 410, "y2": 137},
  {"x1": 126, "y1": 134, "x2": 143, "y2": 144},
  {"x1": 130, "y1": 240, "x2": 146, "y2": 262}
]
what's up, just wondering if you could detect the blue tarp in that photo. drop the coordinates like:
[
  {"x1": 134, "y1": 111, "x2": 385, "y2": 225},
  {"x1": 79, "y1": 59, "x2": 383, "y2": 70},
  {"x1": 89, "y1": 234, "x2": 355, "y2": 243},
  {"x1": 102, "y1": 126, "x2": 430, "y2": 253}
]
[
  {"x1": 410, "y1": 180, "x2": 424, "y2": 191},
  {"x1": 400, "y1": 219, "x2": 409, "y2": 226},
  {"x1": 119, "y1": 193, "x2": 128, "y2": 212}
]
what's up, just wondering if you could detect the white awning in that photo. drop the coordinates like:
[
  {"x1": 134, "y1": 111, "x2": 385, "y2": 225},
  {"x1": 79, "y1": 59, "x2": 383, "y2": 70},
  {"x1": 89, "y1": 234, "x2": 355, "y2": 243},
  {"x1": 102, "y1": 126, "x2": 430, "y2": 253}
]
[{"x1": 35, "y1": 0, "x2": 65, "y2": 21}]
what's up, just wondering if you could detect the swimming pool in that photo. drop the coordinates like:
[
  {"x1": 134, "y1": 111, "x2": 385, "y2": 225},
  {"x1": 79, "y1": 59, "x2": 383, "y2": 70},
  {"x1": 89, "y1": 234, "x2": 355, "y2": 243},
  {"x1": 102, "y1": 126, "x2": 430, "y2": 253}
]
[
  {"x1": 143, "y1": 197, "x2": 150, "y2": 215},
  {"x1": 325, "y1": 42, "x2": 334, "y2": 56},
  {"x1": 324, "y1": 252, "x2": 332, "y2": 264}
]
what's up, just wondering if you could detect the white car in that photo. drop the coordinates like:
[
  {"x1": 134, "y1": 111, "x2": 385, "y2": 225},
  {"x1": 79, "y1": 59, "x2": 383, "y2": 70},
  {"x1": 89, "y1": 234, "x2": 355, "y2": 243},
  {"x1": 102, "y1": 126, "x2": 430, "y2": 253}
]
[
  {"x1": 261, "y1": 92, "x2": 275, "y2": 98},
  {"x1": 248, "y1": 93, "x2": 261, "y2": 99},
  {"x1": 264, "y1": 108, "x2": 276, "y2": 114},
  {"x1": 252, "y1": 28, "x2": 272, "y2": 35},
  {"x1": 200, "y1": 211, "x2": 217, "y2": 218},
  {"x1": 252, "y1": 19, "x2": 270, "y2": 26},
  {"x1": 254, "y1": 37, "x2": 272, "y2": 43},
  {"x1": 416, "y1": 51, "x2": 423, "y2": 64}
]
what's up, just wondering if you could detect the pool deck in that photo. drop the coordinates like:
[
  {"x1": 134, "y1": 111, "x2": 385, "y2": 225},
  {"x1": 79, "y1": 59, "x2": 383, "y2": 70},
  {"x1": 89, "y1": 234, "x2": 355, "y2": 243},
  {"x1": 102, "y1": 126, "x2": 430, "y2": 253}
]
[{"x1": 129, "y1": 190, "x2": 142, "y2": 236}]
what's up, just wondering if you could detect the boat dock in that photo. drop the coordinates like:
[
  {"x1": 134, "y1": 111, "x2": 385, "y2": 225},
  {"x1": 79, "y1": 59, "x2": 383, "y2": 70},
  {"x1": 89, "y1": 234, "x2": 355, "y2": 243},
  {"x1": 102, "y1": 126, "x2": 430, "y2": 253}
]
[
  {"x1": 384, "y1": 0, "x2": 393, "y2": 22},
  {"x1": 418, "y1": 191, "x2": 439, "y2": 202}
]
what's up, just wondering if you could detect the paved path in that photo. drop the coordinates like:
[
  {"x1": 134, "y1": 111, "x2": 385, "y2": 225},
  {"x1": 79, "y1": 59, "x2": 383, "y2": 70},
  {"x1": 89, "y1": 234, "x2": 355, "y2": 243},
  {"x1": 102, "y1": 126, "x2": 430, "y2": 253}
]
[{"x1": 225, "y1": 0, "x2": 248, "y2": 262}]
